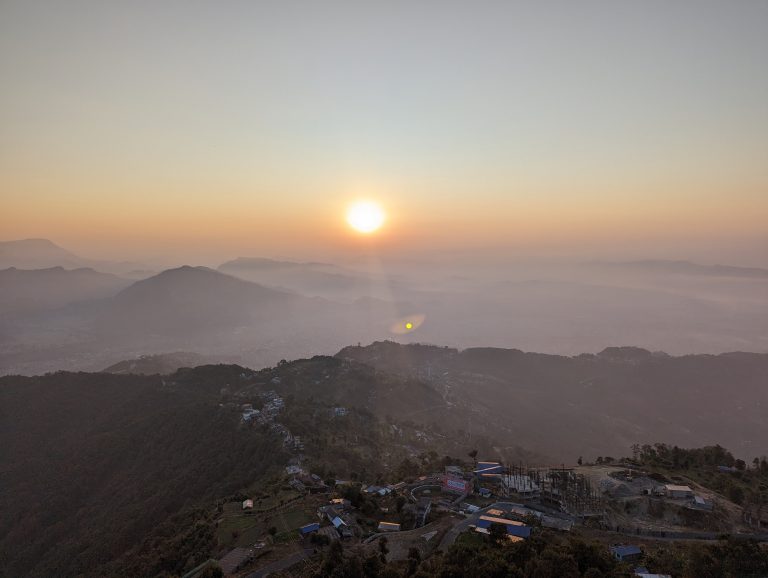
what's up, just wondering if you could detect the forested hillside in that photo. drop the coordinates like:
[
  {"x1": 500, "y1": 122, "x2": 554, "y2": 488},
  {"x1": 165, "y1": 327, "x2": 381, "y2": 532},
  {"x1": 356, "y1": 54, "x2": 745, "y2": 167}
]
[
  {"x1": 337, "y1": 342, "x2": 768, "y2": 461},
  {"x1": 0, "y1": 357, "x2": 466, "y2": 577},
  {"x1": 0, "y1": 367, "x2": 289, "y2": 577}
]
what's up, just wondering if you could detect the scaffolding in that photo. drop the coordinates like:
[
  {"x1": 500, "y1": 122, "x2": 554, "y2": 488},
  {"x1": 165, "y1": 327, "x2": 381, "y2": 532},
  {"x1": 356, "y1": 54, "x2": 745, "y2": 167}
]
[{"x1": 500, "y1": 463, "x2": 604, "y2": 518}]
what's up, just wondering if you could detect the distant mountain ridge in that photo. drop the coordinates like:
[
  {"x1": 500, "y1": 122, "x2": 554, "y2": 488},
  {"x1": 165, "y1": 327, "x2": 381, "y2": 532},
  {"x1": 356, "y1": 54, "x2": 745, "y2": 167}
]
[
  {"x1": 219, "y1": 256, "x2": 342, "y2": 271},
  {"x1": 218, "y1": 256, "x2": 386, "y2": 300},
  {"x1": 589, "y1": 259, "x2": 768, "y2": 278},
  {"x1": 102, "y1": 351, "x2": 242, "y2": 374},
  {"x1": 0, "y1": 266, "x2": 131, "y2": 316},
  {"x1": 1, "y1": 240, "x2": 767, "y2": 375},
  {"x1": 0, "y1": 238, "x2": 150, "y2": 275},
  {"x1": 0, "y1": 238, "x2": 85, "y2": 269}
]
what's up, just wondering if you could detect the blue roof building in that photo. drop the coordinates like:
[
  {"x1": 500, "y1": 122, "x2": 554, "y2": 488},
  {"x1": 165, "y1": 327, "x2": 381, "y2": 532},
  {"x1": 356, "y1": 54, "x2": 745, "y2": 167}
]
[
  {"x1": 331, "y1": 516, "x2": 345, "y2": 529},
  {"x1": 475, "y1": 518, "x2": 532, "y2": 538},
  {"x1": 475, "y1": 462, "x2": 504, "y2": 475},
  {"x1": 299, "y1": 523, "x2": 319, "y2": 535}
]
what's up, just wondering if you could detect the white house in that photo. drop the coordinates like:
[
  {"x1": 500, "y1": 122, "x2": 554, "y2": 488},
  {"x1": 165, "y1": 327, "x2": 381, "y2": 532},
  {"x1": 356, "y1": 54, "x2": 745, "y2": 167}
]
[{"x1": 664, "y1": 484, "x2": 693, "y2": 499}]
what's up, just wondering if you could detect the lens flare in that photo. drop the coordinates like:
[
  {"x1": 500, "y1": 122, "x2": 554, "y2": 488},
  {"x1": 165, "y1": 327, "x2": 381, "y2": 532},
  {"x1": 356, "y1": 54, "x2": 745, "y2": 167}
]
[{"x1": 390, "y1": 313, "x2": 426, "y2": 334}]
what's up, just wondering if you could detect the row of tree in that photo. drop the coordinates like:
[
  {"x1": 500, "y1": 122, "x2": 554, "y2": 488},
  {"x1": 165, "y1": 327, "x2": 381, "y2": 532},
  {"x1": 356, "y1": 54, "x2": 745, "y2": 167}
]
[{"x1": 304, "y1": 529, "x2": 768, "y2": 578}]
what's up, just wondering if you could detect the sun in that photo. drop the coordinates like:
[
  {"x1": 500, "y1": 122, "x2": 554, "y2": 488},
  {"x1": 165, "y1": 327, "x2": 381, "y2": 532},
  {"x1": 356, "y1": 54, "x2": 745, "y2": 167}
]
[{"x1": 346, "y1": 201, "x2": 385, "y2": 234}]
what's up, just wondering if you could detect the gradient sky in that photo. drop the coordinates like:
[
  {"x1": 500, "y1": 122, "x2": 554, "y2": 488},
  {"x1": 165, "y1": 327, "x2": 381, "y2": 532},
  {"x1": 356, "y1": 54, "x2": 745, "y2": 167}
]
[{"x1": 1, "y1": 0, "x2": 767, "y2": 265}]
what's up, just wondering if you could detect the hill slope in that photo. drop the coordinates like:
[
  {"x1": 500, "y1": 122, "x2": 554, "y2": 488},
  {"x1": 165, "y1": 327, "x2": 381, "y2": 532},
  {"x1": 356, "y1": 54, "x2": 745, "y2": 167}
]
[
  {"x1": 0, "y1": 366, "x2": 288, "y2": 577},
  {"x1": 337, "y1": 341, "x2": 768, "y2": 461},
  {"x1": 102, "y1": 351, "x2": 240, "y2": 374},
  {"x1": 103, "y1": 266, "x2": 300, "y2": 333}
]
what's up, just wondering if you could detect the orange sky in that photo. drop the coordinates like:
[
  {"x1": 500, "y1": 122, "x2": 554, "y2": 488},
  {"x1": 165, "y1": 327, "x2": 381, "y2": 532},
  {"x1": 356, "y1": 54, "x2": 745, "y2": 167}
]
[{"x1": 1, "y1": 1, "x2": 766, "y2": 266}]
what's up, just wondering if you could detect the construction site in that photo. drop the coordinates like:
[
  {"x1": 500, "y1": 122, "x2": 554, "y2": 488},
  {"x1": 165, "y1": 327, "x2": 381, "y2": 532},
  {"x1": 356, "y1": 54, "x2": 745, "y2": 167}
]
[{"x1": 474, "y1": 461, "x2": 605, "y2": 518}]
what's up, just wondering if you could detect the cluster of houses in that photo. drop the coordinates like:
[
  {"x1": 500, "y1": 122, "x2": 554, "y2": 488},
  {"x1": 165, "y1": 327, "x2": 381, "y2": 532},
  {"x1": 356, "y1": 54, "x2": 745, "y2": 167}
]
[
  {"x1": 305, "y1": 499, "x2": 358, "y2": 539},
  {"x1": 289, "y1": 472, "x2": 328, "y2": 493},
  {"x1": 261, "y1": 391, "x2": 285, "y2": 415},
  {"x1": 240, "y1": 391, "x2": 285, "y2": 423},
  {"x1": 240, "y1": 393, "x2": 305, "y2": 449},
  {"x1": 363, "y1": 484, "x2": 395, "y2": 497}
]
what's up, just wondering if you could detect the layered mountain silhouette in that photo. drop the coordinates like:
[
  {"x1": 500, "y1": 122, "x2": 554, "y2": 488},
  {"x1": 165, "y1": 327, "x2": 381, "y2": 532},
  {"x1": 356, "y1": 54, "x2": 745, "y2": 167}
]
[
  {"x1": 0, "y1": 239, "x2": 86, "y2": 269},
  {"x1": 0, "y1": 238, "x2": 150, "y2": 275},
  {"x1": 1, "y1": 239, "x2": 767, "y2": 376}
]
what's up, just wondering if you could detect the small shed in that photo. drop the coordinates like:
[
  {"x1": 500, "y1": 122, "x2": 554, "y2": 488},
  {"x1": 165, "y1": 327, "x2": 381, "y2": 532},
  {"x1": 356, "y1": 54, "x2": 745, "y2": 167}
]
[
  {"x1": 611, "y1": 544, "x2": 643, "y2": 562},
  {"x1": 299, "y1": 523, "x2": 320, "y2": 536},
  {"x1": 377, "y1": 522, "x2": 401, "y2": 532},
  {"x1": 664, "y1": 484, "x2": 693, "y2": 499},
  {"x1": 242, "y1": 499, "x2": 253, "y2": 510},
  {"x1": 692, "y1": 495, "x2": 714, "y2": 511}
]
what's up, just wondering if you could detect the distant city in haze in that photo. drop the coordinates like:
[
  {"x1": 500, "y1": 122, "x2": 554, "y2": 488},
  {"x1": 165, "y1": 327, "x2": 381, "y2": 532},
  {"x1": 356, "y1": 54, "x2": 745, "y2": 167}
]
[{"x1": 1, "y1": 2, "x2": 767, "y2": 577}]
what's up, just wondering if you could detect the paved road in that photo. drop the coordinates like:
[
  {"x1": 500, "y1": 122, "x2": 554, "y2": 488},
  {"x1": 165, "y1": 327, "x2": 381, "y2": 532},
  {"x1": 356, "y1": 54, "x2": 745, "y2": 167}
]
[
  {"x1": 437, "y1": 503, "x2": 514, "y2": 550},
  {"x1": 436, "y1": 501, "x2": 768, "y2": 550},
  {"x1": 245, "y1": 548, "x2": 313, "y2": 578}
]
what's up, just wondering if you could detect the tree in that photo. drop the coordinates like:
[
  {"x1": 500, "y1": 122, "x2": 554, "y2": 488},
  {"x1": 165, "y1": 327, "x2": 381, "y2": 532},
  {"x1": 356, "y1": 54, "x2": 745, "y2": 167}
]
[
  {"x1": 199, "y1": 565, "x2": 224, "y2": 578},
  {"x1": 406, "y1": 547, "x2": 421, "y2": 575},
  {"x1": 488, "y1": 522, "x2": 507, "y2": 546},
  {"x1": 378, "y1": 536, "x2": 389, "y2": 563},
  {"x1": 728, "y1": 485, "x2": 745, "y2": 505},
  {"x1": 362, "y1": 553, "x2": 382, "y2": 577},
  {"x1": 577, "y1": 456, "x2": 583, "y2": 466},
  {"x1": 321, "y1": 539, "x2": 343, "y2": 575}
]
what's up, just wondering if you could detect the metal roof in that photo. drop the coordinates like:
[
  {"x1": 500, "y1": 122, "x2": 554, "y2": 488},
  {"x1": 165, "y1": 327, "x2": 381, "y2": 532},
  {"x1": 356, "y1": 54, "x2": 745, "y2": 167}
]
[
  {"x1": 475, "y1": 519, "x2": 531, "y2": 538},
  {"x1": 664, "y1": 484, "x2": 692, "y2": 492},
  {"x1": 612, "y1": 545, "x2": 642, "y2": 557},
  {"x1": 299, "y1": 523, "x2": 319, "y2": 534},
  {"x1": 331, "y1": 516, "x2": 345, "y2": 528}
]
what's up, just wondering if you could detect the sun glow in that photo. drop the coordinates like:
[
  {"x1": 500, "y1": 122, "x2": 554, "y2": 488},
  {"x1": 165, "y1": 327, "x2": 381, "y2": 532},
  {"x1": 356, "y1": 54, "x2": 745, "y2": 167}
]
[{"x1": 346, "y1": 201, "x2": 385, "y2": 234}]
